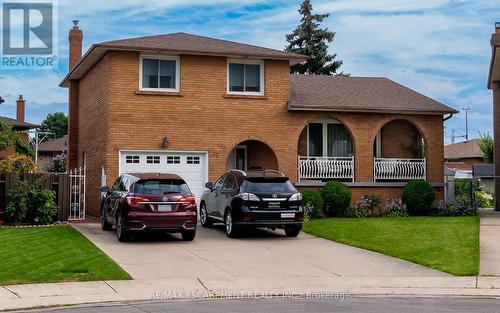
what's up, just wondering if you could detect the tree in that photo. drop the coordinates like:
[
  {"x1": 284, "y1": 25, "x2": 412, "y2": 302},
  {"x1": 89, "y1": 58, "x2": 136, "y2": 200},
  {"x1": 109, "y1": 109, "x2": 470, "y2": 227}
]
[
  {"x1": 0, "y1": 120, "x2": 18, "y2": 151},
  {"x1": 478, "y1": 133, "x2": 494, "y2": 164},
  {"x1": 39, "y1": 112, "x2": 67, "y2": 140},
  {"x1": 285, "y1": 0, "x2": 348, "y2": 76}
]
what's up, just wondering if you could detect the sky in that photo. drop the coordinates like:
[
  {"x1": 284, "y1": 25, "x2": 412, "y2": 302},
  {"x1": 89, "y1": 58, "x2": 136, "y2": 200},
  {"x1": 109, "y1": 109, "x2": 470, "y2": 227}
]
[{"x1": 0, "y1": 0, "x2": 498, "y2": 144}]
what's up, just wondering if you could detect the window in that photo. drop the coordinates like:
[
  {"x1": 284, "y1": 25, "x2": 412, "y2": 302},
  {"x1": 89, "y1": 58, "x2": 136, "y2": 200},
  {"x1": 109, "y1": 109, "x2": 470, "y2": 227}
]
[
  {"x1": 223, "y1": 174, "x2": 238, "y2": 190},
  {"x1": 308, "y1": 122, "x2": 353, "y2": 158},
  {"x1": 140, "y1": 55, "x2": 179, "y2": 91},
  {"x1": 125, "y1": 155, "x2": 140, "y2": 164},
  {"x1": 227, "y1": 60, "x2": 264, "y2": 95},
  {"x1": 167, "y1": 156, "x2": 180, "y2": 164},
  {"x1": 187, "y1": 156, "x2": 200, "y2": 164},
  {"x1": 146, "y1": 156, "x2": 160, "y2": 164},
  {"x1": 134, "y1": 179, "x2": 190, "y2": 195}
]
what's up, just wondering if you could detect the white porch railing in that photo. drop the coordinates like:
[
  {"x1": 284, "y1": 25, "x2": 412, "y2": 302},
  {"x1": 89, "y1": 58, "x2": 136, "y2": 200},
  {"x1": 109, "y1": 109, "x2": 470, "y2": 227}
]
[
  {"x1": 298, "y1": 156, "x2": 354, "y2": 182},
  {"x1": 374, "y1": 158, "x2": 426, "y2": 181}
]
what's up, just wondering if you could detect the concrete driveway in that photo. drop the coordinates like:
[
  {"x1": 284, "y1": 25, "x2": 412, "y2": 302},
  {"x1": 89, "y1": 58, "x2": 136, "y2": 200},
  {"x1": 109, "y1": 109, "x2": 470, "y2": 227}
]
[{"x1": 73, "y1": 223, "x2": 447, "y2": 281}]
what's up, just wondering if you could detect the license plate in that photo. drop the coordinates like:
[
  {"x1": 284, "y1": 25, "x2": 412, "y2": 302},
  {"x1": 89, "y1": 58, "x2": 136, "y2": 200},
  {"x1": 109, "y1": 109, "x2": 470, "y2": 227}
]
[
  {"x1": 158, "y1": 204, "x2": 172, "y2": 212},
  {"x1": 281, "y1": 213, "x2": 295, "y2": 218}
]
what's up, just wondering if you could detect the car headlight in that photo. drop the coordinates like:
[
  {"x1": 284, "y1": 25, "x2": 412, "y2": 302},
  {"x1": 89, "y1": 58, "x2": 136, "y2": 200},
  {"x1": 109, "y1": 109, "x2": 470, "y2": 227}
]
[
  {"x1": 289, "y1": 193, "x2": 302, "y2": 201},
  {"x1": 239, "y1": 193, "x2": 260, "y2": 201}
]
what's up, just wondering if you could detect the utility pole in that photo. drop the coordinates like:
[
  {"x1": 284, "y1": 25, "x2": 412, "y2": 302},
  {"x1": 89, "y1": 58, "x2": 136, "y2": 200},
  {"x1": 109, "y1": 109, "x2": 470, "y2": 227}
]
[
  {"x1": 28, "y1": 130, "x2": 52, "y2": 164},
  {"x1": 463, "y1": 107, "x2": 470, "y2": 141},
  {"x1": 0, "y1": 96, "x2": 4, "y2": 104}
]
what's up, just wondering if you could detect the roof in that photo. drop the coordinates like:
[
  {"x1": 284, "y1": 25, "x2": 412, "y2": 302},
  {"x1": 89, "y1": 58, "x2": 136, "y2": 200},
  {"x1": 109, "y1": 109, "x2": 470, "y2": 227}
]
[
  {"x1": 488, "y1": 27, "x2": 500, "y2": 89},
  {"x1": 288, "y1": 75, "x2": 457, "y2": 115},
  {"x1": 60, "y1": 32, "x2": 308, "y2": 87},
  {"x1": 126, "y1": 173, "x2": 184, "y2": 181},
  {"x1": 444, "y1": 139, "x2": 484, "y2": 159},
  {"x1": 0, "y1": 116, "x2": 38, "y2": 130},
  {"x1": 444, "y1": 161, "x2": 472, "y2": 171},
  {"x1": 38, "y1": 135, "x2": 67, "y2": 152},
  {"x1": 472, "y1": 164, "x2": 494, "y2": 177}
]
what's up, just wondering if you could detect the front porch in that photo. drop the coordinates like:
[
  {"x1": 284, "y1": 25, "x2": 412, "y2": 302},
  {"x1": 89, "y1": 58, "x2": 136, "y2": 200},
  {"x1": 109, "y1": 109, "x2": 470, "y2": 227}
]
[{"x1": 297, "y1": 119, "x2": 427, "y2": 183}]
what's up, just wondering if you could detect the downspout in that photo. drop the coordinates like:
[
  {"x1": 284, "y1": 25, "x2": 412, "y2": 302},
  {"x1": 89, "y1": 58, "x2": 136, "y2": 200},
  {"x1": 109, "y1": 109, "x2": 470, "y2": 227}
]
[{"x1": 443, "y1": 113, "x2": 454, "y2": 121}]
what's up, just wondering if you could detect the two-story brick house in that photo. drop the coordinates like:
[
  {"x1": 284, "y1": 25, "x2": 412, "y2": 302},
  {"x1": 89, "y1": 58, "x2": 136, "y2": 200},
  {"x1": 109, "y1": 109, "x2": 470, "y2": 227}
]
[{"x1": 60, "y1": 24, "x2": 457, "y2": 216}]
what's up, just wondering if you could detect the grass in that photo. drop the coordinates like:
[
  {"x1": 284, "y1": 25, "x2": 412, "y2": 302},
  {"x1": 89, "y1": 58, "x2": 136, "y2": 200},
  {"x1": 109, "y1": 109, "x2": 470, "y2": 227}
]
[
  {"x1": 303, "y1": 216, "x2": 480, "y2": 276},
  {"x1": 0, "y1": 225, "x2": 131, "y2": 285}
]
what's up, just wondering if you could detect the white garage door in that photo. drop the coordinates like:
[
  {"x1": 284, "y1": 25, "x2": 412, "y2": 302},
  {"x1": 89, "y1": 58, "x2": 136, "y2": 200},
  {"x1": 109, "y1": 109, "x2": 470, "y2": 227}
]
[{"x1": 119, "y1": 151, "x2": 207, "y2": 204}]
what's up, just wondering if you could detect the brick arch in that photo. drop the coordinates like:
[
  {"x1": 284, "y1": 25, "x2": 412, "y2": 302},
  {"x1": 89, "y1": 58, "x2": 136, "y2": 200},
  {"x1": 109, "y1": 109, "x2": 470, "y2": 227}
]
[
  {"x1": 294, "y1": 113, "x2": 357, "y2": 157},
  {"x1": 224, "y1": 138, "x2": 280, "y2": 171},
  {"x1": 371, "y1": 117, "x2": 428, "y2": 158}
]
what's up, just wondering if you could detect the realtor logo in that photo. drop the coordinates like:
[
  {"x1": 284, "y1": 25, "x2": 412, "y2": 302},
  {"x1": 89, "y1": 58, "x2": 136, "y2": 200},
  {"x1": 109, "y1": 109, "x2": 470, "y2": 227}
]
[{"x1": 1, "y1": 0, "x2": 58, "y2": 69}]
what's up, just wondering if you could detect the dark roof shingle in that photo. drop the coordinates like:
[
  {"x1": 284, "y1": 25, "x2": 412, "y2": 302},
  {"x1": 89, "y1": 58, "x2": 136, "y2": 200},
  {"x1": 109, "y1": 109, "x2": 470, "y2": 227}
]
[
  {"x1": 444, "y1": 139, "x2": 484, "y2": 159},
  {"x1": 288, "y1": 75, "x2": 457, "y2": 114},
  {"x1": 38, "y1": 135, "x2": 67, "y2": 152},
  {"x1": 0, "y1": 116, "x2": 38, "y2": 129}
]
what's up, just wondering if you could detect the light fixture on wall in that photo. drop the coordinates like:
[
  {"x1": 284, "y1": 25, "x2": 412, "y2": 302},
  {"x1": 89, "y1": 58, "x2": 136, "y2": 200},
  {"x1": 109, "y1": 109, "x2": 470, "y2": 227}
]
[{"x1": 162, "y1": 137, "x2": 169, "y2": 148}]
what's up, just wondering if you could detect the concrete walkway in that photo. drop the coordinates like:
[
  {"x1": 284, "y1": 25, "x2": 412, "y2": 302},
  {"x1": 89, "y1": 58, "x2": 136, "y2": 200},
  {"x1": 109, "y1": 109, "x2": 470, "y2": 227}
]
[
  {"x1": 3, "y1": 223, "x2": 500, "y2": 311},
  {"x1": 479, "y1": 208, "x2": 500, "y2": 276}
]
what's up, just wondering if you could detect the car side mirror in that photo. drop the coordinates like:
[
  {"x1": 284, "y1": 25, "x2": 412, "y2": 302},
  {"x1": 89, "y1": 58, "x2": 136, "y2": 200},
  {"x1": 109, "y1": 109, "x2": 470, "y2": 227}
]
[
  {"x1": 205, "y1": 182, "x2": 214, "y2": 190},
  {"x1": 100, "y1": 186, "x2": 110, "y2": 193}
]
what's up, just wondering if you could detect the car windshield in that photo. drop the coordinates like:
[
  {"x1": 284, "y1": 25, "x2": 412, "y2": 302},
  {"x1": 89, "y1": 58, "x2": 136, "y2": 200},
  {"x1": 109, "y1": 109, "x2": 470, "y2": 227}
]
[
  {"x1": 243, "y1": 178, "x2": 296, "y2": 194},
  {"x1": 134, "y1": 179, "x2": 190, "y2": 195}
]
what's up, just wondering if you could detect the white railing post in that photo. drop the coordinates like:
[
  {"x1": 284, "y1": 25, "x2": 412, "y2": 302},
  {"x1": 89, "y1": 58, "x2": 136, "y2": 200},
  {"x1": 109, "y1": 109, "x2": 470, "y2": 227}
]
[
  {"x1": 297, "y1": 156, "x2": 354, "y2": 181},
  {"x1": 373, "y1": 158, "x2": 426, "y2": 181}
]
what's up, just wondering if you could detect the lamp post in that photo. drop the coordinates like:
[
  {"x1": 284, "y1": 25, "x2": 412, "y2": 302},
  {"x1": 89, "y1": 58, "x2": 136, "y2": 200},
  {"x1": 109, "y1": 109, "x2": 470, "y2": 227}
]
[{"x1": 463, "y1": 107, "x2": 470, "y2": 141}]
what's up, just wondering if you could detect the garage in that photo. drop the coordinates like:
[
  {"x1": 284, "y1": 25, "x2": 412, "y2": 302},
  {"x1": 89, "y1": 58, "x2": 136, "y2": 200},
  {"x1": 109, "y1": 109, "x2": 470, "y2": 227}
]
[{"x1": 119, "y1": 150, "x2": 208, "y2": 204}]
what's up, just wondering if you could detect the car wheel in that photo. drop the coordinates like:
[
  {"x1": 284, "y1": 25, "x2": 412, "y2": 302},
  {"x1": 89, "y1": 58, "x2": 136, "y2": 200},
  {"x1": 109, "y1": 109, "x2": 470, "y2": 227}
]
[
  {"x1": 116, "y1": 212, "x2": 130, "y2": 242},
  {"x1": 224, "y1": 210, "x2": 240, "y2": 238},
  {"x1": 181, "y1": 230, "x2": 196, "y2": 241},
  {"x1": 200, "y1": 203, "x2": 212, "y2": 228},
  {"x1": 284, "y1": 224, "x2": 301, "y2": 237},
  {"x1": 101, "y1": 205, "x2": 112, "y2": 231}
]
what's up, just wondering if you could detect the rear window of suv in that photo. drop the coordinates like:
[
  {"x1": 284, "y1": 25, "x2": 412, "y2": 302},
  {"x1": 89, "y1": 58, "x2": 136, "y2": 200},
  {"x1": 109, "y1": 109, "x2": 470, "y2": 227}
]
[
  {"x1": 134, "y1": 179, "x2": 190, "y2": 195},
  {"x1": 243, "y1": 177, "x2": 297, "y2": 194}
]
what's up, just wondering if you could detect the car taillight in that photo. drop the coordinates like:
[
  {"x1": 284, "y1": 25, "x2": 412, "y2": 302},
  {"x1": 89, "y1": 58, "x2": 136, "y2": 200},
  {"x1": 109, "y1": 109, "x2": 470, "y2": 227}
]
[
  {"x1": 180, "y1": 196, "x2": 196, "y2": 205},
  {"x1": 126, "y1": 196, "x2": 150, "y2": 205},
  {"x1": 239, "y1": 193, "x2": 260, "y2": 201}
]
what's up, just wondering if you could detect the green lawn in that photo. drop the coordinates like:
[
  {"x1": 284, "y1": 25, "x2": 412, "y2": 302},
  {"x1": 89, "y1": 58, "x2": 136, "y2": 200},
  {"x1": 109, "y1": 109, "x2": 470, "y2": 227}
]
[
  {"x1": 0, "y1": 226, "x2": 131, "y2": 285},
  {"x1": 303, "y1": 216, "x2": 479, "y2": 276}
]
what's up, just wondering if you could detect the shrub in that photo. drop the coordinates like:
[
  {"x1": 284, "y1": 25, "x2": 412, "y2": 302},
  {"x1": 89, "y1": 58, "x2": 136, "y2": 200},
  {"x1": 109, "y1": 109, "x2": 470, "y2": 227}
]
[
  {"x1": 48, "y1": 152, "x2": 66, "y2": 173},
  {"x1": 301, "y1": 190, "x2": 323, "y2": 219},
  {"x1": 454, "y1": 179, "x2": 472, "y2": 205},
  {"x1": 430, "y1": 199, "x2": 477, "y2": 217},
  {"x1": 28, "y1": 178, "x2": 58, "y2": 224},
  {"x1": 0, "y1": 153, "x2": 37, "y2": 174},
  {"x1": 321, "y1": 181, "x2": 352, "y2": 216},
  {"x1": 345, "y1": 202, "x2": 371, "y2": 218},
  {"x1": 381, "y1": 199, "x2": 409, "y2": 217},
  {"x1": 5, "y1": 180, "x2": 29, "y2": 224},
  {"x1": 402, "y1": 180, "x2": 435, "y2": 216}
]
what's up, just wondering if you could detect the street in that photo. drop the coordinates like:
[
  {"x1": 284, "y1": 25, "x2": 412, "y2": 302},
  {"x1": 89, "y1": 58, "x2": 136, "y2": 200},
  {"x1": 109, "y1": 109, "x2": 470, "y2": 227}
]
[{"x1": 13, "y1": 297, "x2": 500, "y2": 313}]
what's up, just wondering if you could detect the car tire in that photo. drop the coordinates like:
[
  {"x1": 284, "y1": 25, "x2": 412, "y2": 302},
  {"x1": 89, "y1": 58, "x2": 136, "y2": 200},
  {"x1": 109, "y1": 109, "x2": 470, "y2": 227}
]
[
  {"x1": 284, "y1": 224, "x2": 301, "y2": 237},
  {"x1": 200, "y1": 203, "x2": 212, "y2": 228},
  {"x1": 224, "y1": 210, "x2": 240, "y2": 238},
  {"x1": 181, "y1": 230, "x2": 196, "y2": 241},
  {"x1": 116, "y1": 212, "x2": 130, "y2": 242},
  {"x1": 101, "y1": 205, "x2": 112, "y2": 231}
]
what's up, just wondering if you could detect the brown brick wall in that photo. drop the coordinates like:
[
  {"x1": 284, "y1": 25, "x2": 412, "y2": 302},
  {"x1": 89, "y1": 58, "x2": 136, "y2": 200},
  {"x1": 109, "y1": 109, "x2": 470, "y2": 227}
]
[
  {"x1": 380, "y1": 119, "x2": 421, "y2": 158},
  {"x1": 493, "y1": 82, "x2": 500, "y2": 210},
  {"x1": 243, "y1": 140, "x2": 278, "y2": 170},
  {"x1": 71, "y1": 51, "x2": 447, "y2": 216}
]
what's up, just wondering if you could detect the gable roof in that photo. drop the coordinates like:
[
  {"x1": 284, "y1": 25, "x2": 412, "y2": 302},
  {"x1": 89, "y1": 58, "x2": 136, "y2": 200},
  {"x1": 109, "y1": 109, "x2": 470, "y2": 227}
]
[
  {"x1": 444, "y1": 139, "x2": 484, "y2": 159},
  {"x1": 60, "y1": 32, "x2": 308, "y2": 87},
  {"x1": 38, "y1": 135, "x2": 67, "y2": 152},
  {"x1": 288, "y1": 75, "x2": 457, "y2": 115},
  {"x1": 0, "y1": 116, "x2": 38, "y2": 130}
]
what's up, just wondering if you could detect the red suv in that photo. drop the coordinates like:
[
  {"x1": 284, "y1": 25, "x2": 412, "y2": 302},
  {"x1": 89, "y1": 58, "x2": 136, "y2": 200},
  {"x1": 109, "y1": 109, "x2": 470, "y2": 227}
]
[{"x1": 100, "y1": 173, "x2": 197, "y2": 242}]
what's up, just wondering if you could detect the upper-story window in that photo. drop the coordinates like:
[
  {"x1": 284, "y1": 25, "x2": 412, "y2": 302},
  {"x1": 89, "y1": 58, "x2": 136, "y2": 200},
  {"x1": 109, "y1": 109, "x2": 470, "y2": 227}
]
[
  {"x1": 140, "y1": 55, "x2": 180, "y2": 92},
  {"x1": 227, "y1": 59, "x2": 264, "y2": 95}
]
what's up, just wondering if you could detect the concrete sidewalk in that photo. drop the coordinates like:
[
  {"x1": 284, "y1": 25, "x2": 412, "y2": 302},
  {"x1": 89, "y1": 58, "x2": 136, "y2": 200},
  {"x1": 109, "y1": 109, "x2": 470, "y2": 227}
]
[{"x1": 479, "y1": 208, "x2": 500, "y2": 276}]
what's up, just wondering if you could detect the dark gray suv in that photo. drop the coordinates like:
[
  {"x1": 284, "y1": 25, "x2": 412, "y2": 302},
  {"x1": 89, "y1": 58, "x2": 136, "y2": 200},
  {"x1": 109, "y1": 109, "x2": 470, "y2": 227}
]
[{"x1": 199, "y1": 170, "x2": 303, "y2": 238}]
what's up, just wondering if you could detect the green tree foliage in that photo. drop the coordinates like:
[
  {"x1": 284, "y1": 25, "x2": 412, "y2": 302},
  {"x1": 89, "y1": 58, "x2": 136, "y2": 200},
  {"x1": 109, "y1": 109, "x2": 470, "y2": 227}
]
[
  {"x1": 478, "y1": 133, "x2": 493, "y2": 164},
  {"x1": 285, "y1": 0, "x2": 348, "y2": 75},
  {"x1": 39, "y1": 112, "x2": 68, "y2": 140},
  {"x1": 0, "y1": 120, "x2": 34, "y2": 157}
]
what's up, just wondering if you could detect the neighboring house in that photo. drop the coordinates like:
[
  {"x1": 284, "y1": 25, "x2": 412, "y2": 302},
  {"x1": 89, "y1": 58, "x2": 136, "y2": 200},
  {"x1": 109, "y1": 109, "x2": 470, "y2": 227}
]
[
  {"x1": 0, "y1": 95, "x2": 38, "y2": 159},
  {"x1": 37, "y1": 135, "x2": 67, "y2": 172},
  {"x1": 473, "y1": 163, "x2": 495, "y2": 192},
  {"x1": 489, "y1": 22, "x2": 500, "y2": 210},
  {"x1": 444, "y1": 139, "x2": 484, "y2": 171},
  {"x1": 60, "y1": 24, "x2": 457, "y2": 216}
]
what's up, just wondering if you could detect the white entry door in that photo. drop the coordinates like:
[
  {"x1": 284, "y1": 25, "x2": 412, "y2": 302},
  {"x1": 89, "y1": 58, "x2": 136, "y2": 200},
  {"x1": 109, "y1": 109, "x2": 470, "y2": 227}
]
[{"x1": 119, "y1": 151, "x2": 207, "y2": 204}]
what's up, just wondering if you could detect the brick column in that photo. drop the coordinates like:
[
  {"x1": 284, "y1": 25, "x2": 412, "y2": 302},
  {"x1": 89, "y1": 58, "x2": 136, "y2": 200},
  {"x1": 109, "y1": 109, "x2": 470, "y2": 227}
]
[{"x1": 493, "y1": 82, "x2": 500, "y2": 210}]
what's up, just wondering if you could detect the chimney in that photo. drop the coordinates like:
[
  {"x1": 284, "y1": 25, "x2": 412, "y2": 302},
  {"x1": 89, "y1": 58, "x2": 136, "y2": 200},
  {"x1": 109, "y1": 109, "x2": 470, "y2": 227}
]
[
  {"x1": 16, "y1": 95, "x2": 25, "y2": 122},
  {"x1": 496, "y1": 22, "x2": 500, "y2": 34},
  {"x1": 68, "y1": 20, "x2": 83, "y2": 70}
]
